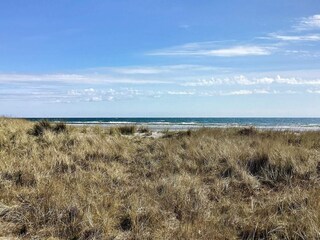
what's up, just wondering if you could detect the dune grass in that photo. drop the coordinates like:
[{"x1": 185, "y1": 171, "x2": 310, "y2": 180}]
[
  {"x1": 108, "y1": 125, "x2": 137, "y2": 136},
  {"x1": 0, "y1": 118, "x2": 320, "y2": 239}
]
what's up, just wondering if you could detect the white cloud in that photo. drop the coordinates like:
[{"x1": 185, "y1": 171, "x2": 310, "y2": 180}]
[
  {"x1": 65, "y1": 88, "x2": 149, "y2": 102},
  {"x1": 221, "y1": 90, "x2": 253, "y2": 96},
  {"x1": 2, "y1": 83, "x2": 304, "y2": 102},
  {"x1": 167, "y1": 91, "x2": 195, "y2": 95},
  {"x1": 182, "y1": 78, "x2": 219, "y2": 87},
  {"x1": 220, "y1": 89, "x2": 270, "y2": 96},
  {"x1": 182, "y1": 75, "x2": 320, "y2": 86},
  {"x1": 203, "y1": 46, "x2": 271, "y2": 57},
  {"x1": 284, "y1": 90, "x2": 298, "y2": 94},
  {"x1": 0, "y1": 64, "x2": 229, "y2": 86},
  {"x1": 146, "y1": 15, "x2": 320, "y2": 60},
  {"x1": 101, "y1": 64, "x2": 223, "y2": 75},
  {"x1": 109, "y1": 67, "x2": 168, "y2": 74},
  {"x1": 182, "y1": 75, "x2": 255, "y2": 86},
  {"x1": 307, "y1": 89, "x2": 320, "y2": 94},
  {"x1": 255, "y1": 77, "x2": 274, "y2": 84},
  {"x1": 270, "y1": 34, "x2": 320, "y2": 41},
  {"x1": 254, "y1": 89, "x2": 270, "y2": 94},
  {"x1": 0, "y1": 73, "x2": 170, "y2": 84},
  {"x1": 295, "y1": 14, "x2": 320, "y2": 30},
  {"x1": 7, "y1": 69, "x2": 320, "y2": 89},
  {"x1": 273, "y1": 75, "x2": 320, "y2": 85},
  {"x1": 87, "y1": 96, "x2": 102, "y2": 102},
  {"x1": 0, "y1": 74, "x2": 87, "y2": 83},
  {"x1": 148, "y1": 43, "x2": 272, "y2": 57},
  {"x1": 64, "y1": 88, "x2": 277, "y2": 102},
  {"x1": 2, "y1": 65, "x2": 320, "y2": 103}
]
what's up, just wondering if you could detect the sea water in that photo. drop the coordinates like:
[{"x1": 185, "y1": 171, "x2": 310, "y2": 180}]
[{"x1": 24, "y1": 118, "x2": 320, "y2": 131}]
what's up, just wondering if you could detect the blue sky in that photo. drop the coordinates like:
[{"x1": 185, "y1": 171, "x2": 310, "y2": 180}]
[{"x1": 1, "y1": 0, "x2": 320, "y2": 117}]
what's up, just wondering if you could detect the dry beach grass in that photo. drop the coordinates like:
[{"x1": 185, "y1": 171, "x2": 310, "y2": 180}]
[{"x1": 0, "y1": 118, "x2": 320, "y2": 239}]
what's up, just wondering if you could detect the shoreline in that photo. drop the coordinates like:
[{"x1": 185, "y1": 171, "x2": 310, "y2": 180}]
[{"x1": 66, "y1": 122, "x2": 320, "y2": 132}]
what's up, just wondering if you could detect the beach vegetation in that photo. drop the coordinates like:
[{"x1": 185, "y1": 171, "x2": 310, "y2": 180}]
[
  {"x1": 29, "y1": 120, "x2": 67, "y2": 136},
  {"x1": 117, "y1": 125, "x2": 136, "y2": 135},
  {"x1": 1, "y1": 118, "x2": 320, "y2": 239},
  {"x1": 137, "y1": 126, "x2": 150, "y2": 134}
]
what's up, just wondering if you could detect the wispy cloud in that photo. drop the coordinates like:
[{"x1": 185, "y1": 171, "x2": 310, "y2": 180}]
[
  {"x1": 220, "y1": 89, "x2": 272, "y2": 96},
  {"x1": 148, "y1": 43, "x2": 273, "y2": 57},
  {"x1": 205, "y1": 46, "x2": 271, "y2": 57},
  {"x1": 109, "y1": 67, "x2": 166, "y2": 74},
  {"x1": 307, "y1": 89, "x2": 320, "y2": 94},
  {"x1": 66, "y1": 88, "x2": 198, "y2": 102},
  {"x1": 1, "y1": 64, "x2": 320, "y2": 104},
  {"x1": 182, "y1": 75, "x2": 252, "y2": 86},
  {"x1": 220, "y1": 90, "x2": 255, "y2": 96},
  {"x1": 0, "y1": 73, "x2": 171, "y2": 84},
  {"x1": 93, "y1": 64, "x2": 223, "y2": 75},
  {"x1": 182, "y1": 75, "x2": 320, "y2": 86},
  {"x1": 269, "y1": 33, "x2": 320, "y2": 41},
  {"x1": 167, "y1": 91, "x2": 195, "y2": 95},
  {"x1": 65, "y1": 88, "x2": 160, "y2": 102},
  {"x1": 148, "y1": 14, "x2": 320, "y2": 60},
  {"x1": 294, "y1": 14, "x2": 320, "y2": 31},
  {"x1": 219, "y1": 89, "x2": 303, "y2": 96},
  {"x1": 1, "y1": 82, "x2": 308, "y2": 103},
  {"x1": 204, "y1": 89, "x2": 272, "y2": 96},
  {"x1": 61, "y1": 88, "x2": 286, "y2": 102}
]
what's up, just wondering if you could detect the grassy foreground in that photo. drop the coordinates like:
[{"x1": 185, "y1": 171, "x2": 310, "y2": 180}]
[{"x1": 1, "y1": 118, "x2": 320, "y2": 239}]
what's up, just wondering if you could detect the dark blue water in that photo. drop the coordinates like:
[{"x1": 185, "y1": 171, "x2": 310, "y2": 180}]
[{"x1": 24, "y1": 118, "x2": 320, "y2": 131}]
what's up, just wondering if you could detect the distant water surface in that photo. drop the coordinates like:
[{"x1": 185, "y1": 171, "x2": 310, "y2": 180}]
[{"x1": 24, "y1": 118, "x2": 320, "y2": 131}]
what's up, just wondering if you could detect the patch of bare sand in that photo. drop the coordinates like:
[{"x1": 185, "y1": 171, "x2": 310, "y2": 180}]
[{"x1": 134, "y1": 131, "x2": 164, "y2": 138}]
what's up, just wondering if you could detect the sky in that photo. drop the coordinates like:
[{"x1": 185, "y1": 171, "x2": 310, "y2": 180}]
[{"x1": 1, "y1": 0, "x2": 320, "y2": 117}]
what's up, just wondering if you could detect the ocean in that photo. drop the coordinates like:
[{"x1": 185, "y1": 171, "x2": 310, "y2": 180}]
[{"x1": 24, "y1": 118, "x2": 320, "y2": 131}]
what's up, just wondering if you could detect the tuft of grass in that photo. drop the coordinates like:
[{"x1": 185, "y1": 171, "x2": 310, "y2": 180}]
[
  {"x1": 28, "y1": 120, "x2": 68, "y2": 136},
  {"x1": 238, "y1": 126, "x2": 257, "y2": 136},
  {"x1": 29, "y1": 119, "x2": 52, "y2": 136},
  {"x1": 137, "y1": 126, "x2": 150, "y2": 134},
  {"x1": 52, "y1": 122, "x2": 67, "y2": 134},
  {"x1": 117, "y1": 125, "x2": 136, "y2": 135},
  {"x1": 1, "y1": 117, "x2": 320, "y2": 239},
  {"x1": 2, "y1": 170, "x2": 36, "y2": 187}
]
